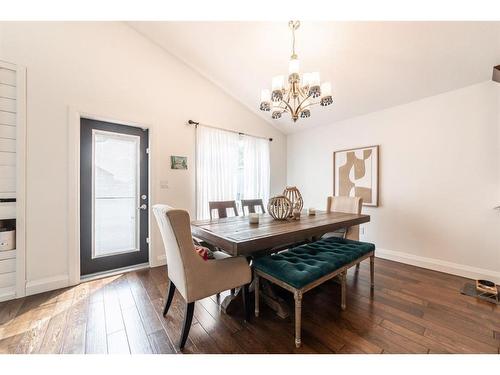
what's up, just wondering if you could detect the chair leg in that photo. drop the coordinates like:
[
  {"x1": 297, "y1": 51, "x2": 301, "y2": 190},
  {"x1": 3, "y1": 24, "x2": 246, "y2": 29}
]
[
  {"x1": 242, "y1": 283, "x2": 250, "y2": 322},
  {"x1": 179, "y1": 302, "x2": 195, "y2": 350},
  {"x1": 340, "y1": 271, "x2": 347, "y2": 311},
  {"x1": 370, "y1": 255, "x2": 375, "y2": 289},
  {"x1": 254, "y1": 275, "x2": 260, "y2": 317},
  {"x1": 294, "y1": 291, "x2": 302, "y2": 348},
  {"x1": 163, "y1": 280, "x2": 176, "y2": 317}
]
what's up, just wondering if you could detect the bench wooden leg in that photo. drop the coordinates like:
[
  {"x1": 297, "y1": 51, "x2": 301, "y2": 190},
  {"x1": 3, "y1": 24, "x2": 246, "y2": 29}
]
[
  {"x1": 340, "y1": 271, "x2": 347, "y2": 310},
  {"x1": 254, "y1": 275, "x2": 260, "y2": 317},
  {"x1": 370, "y1": 255, "x2": 375, "y2": 289},
  {"x1": 294, "y1": 291, "x2": 302, "y2": 348}
]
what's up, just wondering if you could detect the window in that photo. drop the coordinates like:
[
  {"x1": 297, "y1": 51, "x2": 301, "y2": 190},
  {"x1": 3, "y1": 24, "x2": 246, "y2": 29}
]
[{"x1": 196, "y1": 126, "x2": 270, "y2": 219}]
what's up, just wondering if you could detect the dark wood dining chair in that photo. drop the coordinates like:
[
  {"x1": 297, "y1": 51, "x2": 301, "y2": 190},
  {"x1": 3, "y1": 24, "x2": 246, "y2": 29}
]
[
  {"x1": 209, "y1": 200, "x2": 239, "y2": 220},
  {"x1": 241, "y1": 199, "x2": 266, "y2": 215}
]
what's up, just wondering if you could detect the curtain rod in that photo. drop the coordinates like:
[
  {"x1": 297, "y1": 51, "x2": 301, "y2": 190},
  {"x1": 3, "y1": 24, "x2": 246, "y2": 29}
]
[{"x1": 187, "y1": 120, "x2": 273, "y2": 142}]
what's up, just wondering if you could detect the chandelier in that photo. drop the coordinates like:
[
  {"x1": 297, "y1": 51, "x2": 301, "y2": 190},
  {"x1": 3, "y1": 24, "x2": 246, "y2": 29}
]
[{"x1": 259, "y1": 21, "x2": 333, "y2": 122}]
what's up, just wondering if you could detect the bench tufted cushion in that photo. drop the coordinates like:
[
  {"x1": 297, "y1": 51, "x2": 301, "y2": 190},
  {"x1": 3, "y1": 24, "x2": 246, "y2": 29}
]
[{"x1": 253, "y1": 237, "x2": 375, "y2": 289}]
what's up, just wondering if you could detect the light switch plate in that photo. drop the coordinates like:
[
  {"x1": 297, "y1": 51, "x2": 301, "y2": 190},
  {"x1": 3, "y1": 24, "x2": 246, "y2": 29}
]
[{"x1": 160, "y1": 180, "x2": 169, "y2": 189}]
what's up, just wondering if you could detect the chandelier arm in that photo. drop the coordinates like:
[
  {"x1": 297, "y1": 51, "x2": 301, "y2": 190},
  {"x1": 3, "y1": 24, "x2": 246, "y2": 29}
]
[
  {"x1": 297, "y1": 93, "x2": 312, "y2": 112},
  {"x1": 283, "y1": 100, "x2": 295, "y2": 115}
]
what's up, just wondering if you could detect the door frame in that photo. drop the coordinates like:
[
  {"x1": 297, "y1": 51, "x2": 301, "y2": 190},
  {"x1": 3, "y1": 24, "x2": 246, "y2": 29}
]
[{"x1": 68, "y1": 107, "x2": 153, "y2": 286}]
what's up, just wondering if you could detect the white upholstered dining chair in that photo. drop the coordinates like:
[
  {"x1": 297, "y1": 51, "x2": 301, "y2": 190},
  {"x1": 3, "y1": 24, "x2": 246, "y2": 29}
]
[
  {"x1": 325, "y1": 196, "x2": 363, "y2": 240},
  {"x1": 153, "y1": 204, "x2": 252, "y2": 349}
]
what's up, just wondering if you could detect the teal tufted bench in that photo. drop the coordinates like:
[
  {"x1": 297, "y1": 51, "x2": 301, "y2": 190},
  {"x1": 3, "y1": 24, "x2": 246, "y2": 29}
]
[{"x1": 253, "y1": 237, "x2": 375, "y2": 348}]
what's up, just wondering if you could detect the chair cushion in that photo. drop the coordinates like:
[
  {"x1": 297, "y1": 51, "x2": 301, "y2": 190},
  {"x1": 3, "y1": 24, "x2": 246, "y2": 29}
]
[{"x1": 253, "y1": 237, "x2": 375, "y2": 289}]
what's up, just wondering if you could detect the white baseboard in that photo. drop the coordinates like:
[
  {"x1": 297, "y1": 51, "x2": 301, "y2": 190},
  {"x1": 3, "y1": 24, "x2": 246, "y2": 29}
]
[
  {"x1": 25, "y1": 274, "x2": 69, "y2": 296},
  {"x1": 153, "y1": 254, "x2": 167, "y2": 267},
  {"x1": 0, "y1": 286, "x2": 15, "y2": 302},
  {"x1": 376, "y1": 248, "x2": 500, "y2": 285}
]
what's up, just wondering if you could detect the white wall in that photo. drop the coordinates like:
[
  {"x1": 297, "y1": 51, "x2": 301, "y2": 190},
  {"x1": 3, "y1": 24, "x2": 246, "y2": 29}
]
[
  {"x1": 288, "y1": 82, "x2": 500, "y2": 283},
  {"x1": 0, "y1": 22, "x2": 287, "y2": 293}
]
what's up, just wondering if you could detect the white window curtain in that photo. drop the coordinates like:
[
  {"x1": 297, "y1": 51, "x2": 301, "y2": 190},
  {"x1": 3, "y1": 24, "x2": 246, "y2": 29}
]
[
  {"x1": 242, "y1": 136, "x2": 270, "y2": 208},
  {"x1": 196, "y1": 126, "x2": 240, "y2": 220},
  {"x1": 196, "y1": 125, "x2": 271, "y2": 220}
]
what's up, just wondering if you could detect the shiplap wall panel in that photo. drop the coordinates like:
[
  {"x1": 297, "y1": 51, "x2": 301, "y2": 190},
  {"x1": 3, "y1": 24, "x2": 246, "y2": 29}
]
[
  {"x1": 0, "y1": 202, "x2": 16, "y2": 219},
  {"x1": 0, "y1": 259, "x2": 16, "y2": 274},
  {"x1": 0, "y1": 272, "x2": 15, "y2": 288},
  {"x1": 0, "y1": 138, "x2": 16, "y2": 152},
  {"x1": 0, "y1": 63, "x2": 17, "y2": 298},
  {"x1": 0, "y1": 165, "x2": 16, "y2": 178},
  {"x1": 0, "y1": 98, "x2": 16, "y2": 113},
  {"x1": 0, "y1": 192, "x2": 16, "y2": 199},
  {"x1": 0, "y1": 176, "x2": 16, "y2": 192},
  {"x1": 0, "y1": 152, "x2": 15, "y2": 165},
  {"x1": 0, "y1": 250, "x2": 15, "y2": 261},
  {"x1": 0, "y1": 111, "x2": 16, "y2": 126},
  {"x1": 0, "y1": 84, "x2": 16, "y2": 99},
  {"x1": 0, "y1": 69, "x2": 16, "y2": 86},
  {"x1": 0, "y1": 125, "x2": 16, "y2": 139},
  {"x1": 0, "y1": 179, "x2": 16, "y2": 193}
]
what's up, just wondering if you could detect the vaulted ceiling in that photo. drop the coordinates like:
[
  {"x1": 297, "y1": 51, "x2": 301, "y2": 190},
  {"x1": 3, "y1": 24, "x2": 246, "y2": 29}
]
[{"x1": 128, "y1": 21, "x2": 500, "y2": 134}]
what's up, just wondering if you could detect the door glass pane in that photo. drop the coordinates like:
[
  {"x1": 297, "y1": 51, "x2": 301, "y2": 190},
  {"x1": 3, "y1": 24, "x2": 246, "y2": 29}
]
[{"x1": 93, "y1": 131, "x2": 140, "y2": 258}]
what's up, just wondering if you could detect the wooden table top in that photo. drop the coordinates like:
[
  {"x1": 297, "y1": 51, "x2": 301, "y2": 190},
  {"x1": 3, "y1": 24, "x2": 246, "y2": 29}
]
[{"x1": 191, "y1": 211, "x2": 370, "y2": 256}]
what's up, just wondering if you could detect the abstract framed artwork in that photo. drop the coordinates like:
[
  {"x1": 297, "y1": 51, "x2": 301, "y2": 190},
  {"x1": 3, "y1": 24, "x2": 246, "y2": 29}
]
[
  {"x1": 170, "y1": 155, "x2": 188, "y2": 170},
  {"x1": 333, "y1": 145, "x2": 379, "y2": 207}
]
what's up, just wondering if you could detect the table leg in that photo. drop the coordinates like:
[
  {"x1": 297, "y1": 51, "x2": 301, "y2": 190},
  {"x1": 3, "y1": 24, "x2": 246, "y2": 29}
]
[
  {"x1": 259, "y1": 279, "x2": 290, "y2": 319},
  {"x1": 220, "y1": 278, "x2": 290, "y2": 319}
]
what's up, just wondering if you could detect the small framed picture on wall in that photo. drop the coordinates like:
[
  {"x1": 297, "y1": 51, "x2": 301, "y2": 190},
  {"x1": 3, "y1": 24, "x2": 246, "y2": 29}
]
[
  {"x1": 333, "y1": 145, "x2": 379, "y2": 207},
  {"x1": 170, "y1": 155, "x2": 188, "y2": 170}
]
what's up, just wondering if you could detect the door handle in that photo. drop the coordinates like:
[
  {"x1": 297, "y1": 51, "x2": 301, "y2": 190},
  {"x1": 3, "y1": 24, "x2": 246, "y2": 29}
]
[{"x1": 138, "y1": 204, "x2": 148, "y2": 210}]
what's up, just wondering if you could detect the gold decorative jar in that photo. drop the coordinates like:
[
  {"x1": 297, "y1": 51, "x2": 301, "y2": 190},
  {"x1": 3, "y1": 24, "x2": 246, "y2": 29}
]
[
  {"x1": 283, "y1": 186, "x2": 303, "y2": 217},
  {"x1": 267, "y1": 195, "x2": 293, "y2": 220}
]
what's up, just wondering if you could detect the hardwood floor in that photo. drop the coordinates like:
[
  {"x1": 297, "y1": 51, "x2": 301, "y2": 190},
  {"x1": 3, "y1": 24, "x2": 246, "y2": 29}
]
[{"x1": 0, "y1": 258, "x2": 499, "y2": 354}]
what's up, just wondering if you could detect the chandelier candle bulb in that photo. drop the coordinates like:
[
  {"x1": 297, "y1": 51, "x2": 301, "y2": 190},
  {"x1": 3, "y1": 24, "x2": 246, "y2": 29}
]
[
  {"x1": 302, "y1": 72, "x2": 312, "y2": 87},
  {"x1": 321, "y1": 82, "x2": 332, "y2": 96},
  {"x1": 272, "y1": 75, "x2": 284, "y2": 91},
  {"x1": 288, "y1": 58, "x2": 300, "y2": 75},
  {"x1": 310, "y1": 72, "x2": 320, "y2": 86},
  {"x1": 261, "y1": 89, "x2": 271, "y2": 102}
]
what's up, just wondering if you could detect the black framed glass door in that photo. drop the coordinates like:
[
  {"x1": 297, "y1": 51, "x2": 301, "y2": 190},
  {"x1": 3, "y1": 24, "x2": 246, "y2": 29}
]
[{"x1": 80, "y1": 118, "x2": 149, "y2": 276}]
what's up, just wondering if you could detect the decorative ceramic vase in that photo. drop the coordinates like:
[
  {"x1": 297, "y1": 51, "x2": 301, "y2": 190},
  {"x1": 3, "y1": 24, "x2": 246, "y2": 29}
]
[
  {"x1": 267, "y1": 195, "x2": 293, "y2": 220},
  {"x1": 283, "y1": 186, "x2": 304, "y2": 217}
]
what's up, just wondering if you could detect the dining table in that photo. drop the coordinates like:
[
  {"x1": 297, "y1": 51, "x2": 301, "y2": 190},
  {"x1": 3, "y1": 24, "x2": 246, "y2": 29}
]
[{"x1": 191, "y1": 210, "x2": 371, "y2": 318}]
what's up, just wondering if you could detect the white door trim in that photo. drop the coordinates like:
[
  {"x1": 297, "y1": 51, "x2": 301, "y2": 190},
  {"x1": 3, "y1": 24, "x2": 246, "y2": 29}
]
[{"x1": 68, "y1": 107, "x2": 153, "y2": 286}]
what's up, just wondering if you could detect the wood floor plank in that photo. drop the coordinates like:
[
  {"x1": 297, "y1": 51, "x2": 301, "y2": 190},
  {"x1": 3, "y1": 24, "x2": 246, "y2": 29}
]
[
  {"x1": 107, "y1": 330, "x2": 130, "y2": 354},
  {"x1": 1, "y1": 258, "x2": 498, "y2": 354},
  {"x1": 103, "y1": 281, "x2": 125, "y2": 335},
  {"x1": 85, "y1": 300, "x2": 107, "y2": 354},
  {"x1": 193, "y1": 301, "x2": 245, "y2": 353},
  {"x1": 61, "y1": 283, "x2": 90, "y2": 354},
  {"x1": 120, "y1": 305, "x2": 153, "y2": 354},
  {"x1": 148, "y1": 329, "x2": 175, "y2": 354},
  {"x1": 188, "y1": 322, "x2": 223, "y2": 354},
  {"x1": 0, "y1": 298, "x2": 24, "y2": 325},
  {"x1": 126, "y1": 272, "x2": 163, "y2": 334},
  {"x1": 38, "y1": 299, "x2": 72, "y2": 354}
]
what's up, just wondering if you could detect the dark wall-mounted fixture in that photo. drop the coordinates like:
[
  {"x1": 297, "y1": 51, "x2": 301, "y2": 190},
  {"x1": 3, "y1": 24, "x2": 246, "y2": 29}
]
[{"x1": 492, "y1": 65, "x2": 500, "y2": 83}]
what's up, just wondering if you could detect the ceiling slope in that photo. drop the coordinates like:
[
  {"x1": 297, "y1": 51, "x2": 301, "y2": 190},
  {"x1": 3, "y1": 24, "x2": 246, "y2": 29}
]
[{"x1": 128, "y1": 21, "x2": 500, "y2": 134}]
